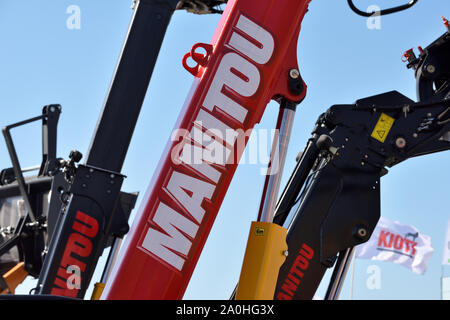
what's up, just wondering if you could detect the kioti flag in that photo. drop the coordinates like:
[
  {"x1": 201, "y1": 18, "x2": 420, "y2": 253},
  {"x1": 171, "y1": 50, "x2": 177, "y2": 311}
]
[{"x1": 355, "y1": 217, "x2": 434, "y2": 274}]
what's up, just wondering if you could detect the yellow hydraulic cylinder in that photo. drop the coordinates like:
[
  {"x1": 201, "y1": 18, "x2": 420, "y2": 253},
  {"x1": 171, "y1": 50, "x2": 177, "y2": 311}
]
[
  {"x1": 236, "y1": 221, "x2": 288, "y2": 300},
  {"x1": 91, "y1": 282, "x2": 105, "y2": 300},
  {"x1": 0, "y1": 262, "x2": 29, "y2": 294}
]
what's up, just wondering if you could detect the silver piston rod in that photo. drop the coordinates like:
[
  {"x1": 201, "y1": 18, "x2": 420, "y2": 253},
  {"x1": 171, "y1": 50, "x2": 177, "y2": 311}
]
[
  {"x1": 258, "y1": 100, "x2": 297, "y2": 223},
  {"x1": 229, "y1": 99, "x2": 298, "y2": 300}
]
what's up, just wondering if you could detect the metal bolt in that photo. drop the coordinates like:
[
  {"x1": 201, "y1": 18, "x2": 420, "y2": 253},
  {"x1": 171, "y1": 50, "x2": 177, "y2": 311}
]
[
  {"x1": 395, "y1": 137, "x2": 406, "y2": 149},
  {"x1": 426, "y1": 65, "x2": 436, "y2": 73},
  {"x1": 357, "y1": 227, "x2": 367, "y2": 238},
  {"x1": 413, "y1": 133, "x2": 418, "y2": 138},
  {"x1": 106, "y1": 189, "x2": 111, "y2": 194},
  {"x1": 49, "y1": 106, "x2": 56, "y2": 112},
  {"x1": 61, "y1": 192, "x2": 70, "y2": 203},
  {"x1": 283, "y1": 250, "x2": 289, "y2": 257},
  {"x1": 289, "y1": 68, "x2": 300, "y2": 79},
  {"x1": 110, "y1": 174, "x2": 115, "y2": 179},
  {"x1": 81, "y1": 183, "x2": 87, "y2": 188}
]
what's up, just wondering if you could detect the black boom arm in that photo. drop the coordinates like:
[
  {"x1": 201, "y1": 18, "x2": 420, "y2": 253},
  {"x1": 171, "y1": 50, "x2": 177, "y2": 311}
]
[{"x1": 273, "y1": 29, "x2": 450, "y2": 300}]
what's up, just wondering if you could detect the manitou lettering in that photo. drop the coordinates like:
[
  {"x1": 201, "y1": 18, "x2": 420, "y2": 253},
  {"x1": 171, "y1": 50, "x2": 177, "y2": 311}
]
[
  {"x1": 277, "y1": 243, "x2": 314, "y2": 300},
  {"x1": 203, "y1": 51, "x2": 259, "y2": 123},
  {"x1": 142, "y1": 202, "x2": 199, "y2": 271},
  {"x1": 228, "y1": 15, "x2": 275, "y2": 65},
  {"x1": 377, "y1": 229, "x2": 418, "y2": 257},
  {"x1": 50, "y1": 211, "x2": 99, "y2": 297},
  {"x1": 189, "y1": 125, "x2": 233, "y2": 165},
  {"x1": 203, "y1": 14, "x2": 274, "y2": 124},
  {"x1": 140, "y1": 14, "x2": 275, "y2": 272},
  {"x1": 195, "y1": 109, "x2": 238, "y2": 146},
  {"x1": 166, "y1": 170, "x2": 215, "y2": 223}
]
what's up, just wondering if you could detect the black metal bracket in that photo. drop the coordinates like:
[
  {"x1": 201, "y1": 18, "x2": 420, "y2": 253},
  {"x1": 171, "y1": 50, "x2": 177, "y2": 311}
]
[
  {"x1": 39, "y1": 105, "x2": 61, "y2": 176},
  {"x1": 0, "y1": 105, "x2": 62, "y2": 278},
  {"x1": 177, "y1": 0, "x2": 227, "y2": 14},
  {"x1": 1, "y1": 104, "x2": 61, "y2": 221},
  {"x1": 68, "y1": 164, "x2": 125, "y2": 214}
]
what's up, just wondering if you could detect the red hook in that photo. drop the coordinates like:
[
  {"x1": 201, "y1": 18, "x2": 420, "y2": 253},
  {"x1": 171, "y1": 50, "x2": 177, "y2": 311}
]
[{"x1": 182, "y1": 43, "x2": 214, "y2": 77}]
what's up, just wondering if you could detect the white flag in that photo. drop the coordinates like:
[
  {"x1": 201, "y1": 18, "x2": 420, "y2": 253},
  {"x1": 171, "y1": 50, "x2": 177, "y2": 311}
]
[
  {"x1": 443, "y1": 219, "x2": 450, "y2": 266},
  {"x1": 355, "y1": 216, "x2": 434, "y2": 274}
]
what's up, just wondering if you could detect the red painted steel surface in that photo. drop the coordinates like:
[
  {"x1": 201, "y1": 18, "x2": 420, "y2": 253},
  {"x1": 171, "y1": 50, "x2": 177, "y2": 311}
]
[{"x1": 103, "y1": 0, "x2": 310, "y2": 300}]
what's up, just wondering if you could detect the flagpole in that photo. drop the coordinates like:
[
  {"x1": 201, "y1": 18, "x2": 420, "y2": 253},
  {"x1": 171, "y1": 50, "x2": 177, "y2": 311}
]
[
  {"x1": 441, "y1": 265, "x2": 444, "y2": 300},
  {"x1": 349, "y1": 248, "x2": 356, "y2": 300}
]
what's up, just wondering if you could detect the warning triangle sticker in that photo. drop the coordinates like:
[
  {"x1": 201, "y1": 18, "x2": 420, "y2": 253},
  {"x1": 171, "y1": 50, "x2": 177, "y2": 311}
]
[
  {"x1": 371, "y1": 113, "x2": 395, "y2": 143},
  {"x1": 377, "y1": 130, "x2": 386, "y2": 139}
]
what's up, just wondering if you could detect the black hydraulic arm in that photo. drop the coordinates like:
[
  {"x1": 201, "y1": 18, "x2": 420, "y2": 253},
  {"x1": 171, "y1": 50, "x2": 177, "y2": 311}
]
[
  {"x1": 85, "y1": 0, "x2": 179, "y2": 171},
  {"x1": 37, "y1": 0, "x2": 180, "y2": 298},
  {"x1": 273, "y1": 30, "x2": 450, "y2": 300}
]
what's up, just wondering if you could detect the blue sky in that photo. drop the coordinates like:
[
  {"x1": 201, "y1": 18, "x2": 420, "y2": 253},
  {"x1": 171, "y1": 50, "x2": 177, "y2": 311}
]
[{"x1": 0, "y1": 0, "x2": 449, "y2": 299}]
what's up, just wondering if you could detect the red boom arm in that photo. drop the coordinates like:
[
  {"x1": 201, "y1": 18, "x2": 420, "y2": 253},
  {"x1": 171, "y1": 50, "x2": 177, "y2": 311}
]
[{"x1": 103, "y1": 0, "x2": 310, "y2": 300}]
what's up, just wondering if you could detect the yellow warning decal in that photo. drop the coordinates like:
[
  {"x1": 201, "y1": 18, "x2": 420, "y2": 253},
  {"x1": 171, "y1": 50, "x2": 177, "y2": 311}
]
[
  {"x1": 371, "y1": 113, "x2": 395, "y2": 143},
  {"x1": 255, "y1": 227, "x2": 265, "y2": 236}
]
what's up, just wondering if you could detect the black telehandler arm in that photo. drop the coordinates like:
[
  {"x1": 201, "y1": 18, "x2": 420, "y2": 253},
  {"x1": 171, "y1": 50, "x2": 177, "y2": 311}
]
[{"x1": 272, "y1": 27, "x2": 450, "y2": 300}]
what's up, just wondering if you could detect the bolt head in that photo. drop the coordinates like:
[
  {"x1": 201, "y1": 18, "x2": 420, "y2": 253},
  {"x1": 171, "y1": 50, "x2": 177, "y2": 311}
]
[
  {"x1": 289, "y1": 69, "x2": 300, "y2": 79},
  {"x1": 354, "y1": 224, "x2": 370, "y2": 240},
  {"x1": 358, "y1": 228, "x2": 367, "y2": 238},
  {"x1": 426, "y1": 65, "x2": 436, "y2": 73},
  {"x1": 395, "y1": 137, "x2": 406, "y2": 148}
]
